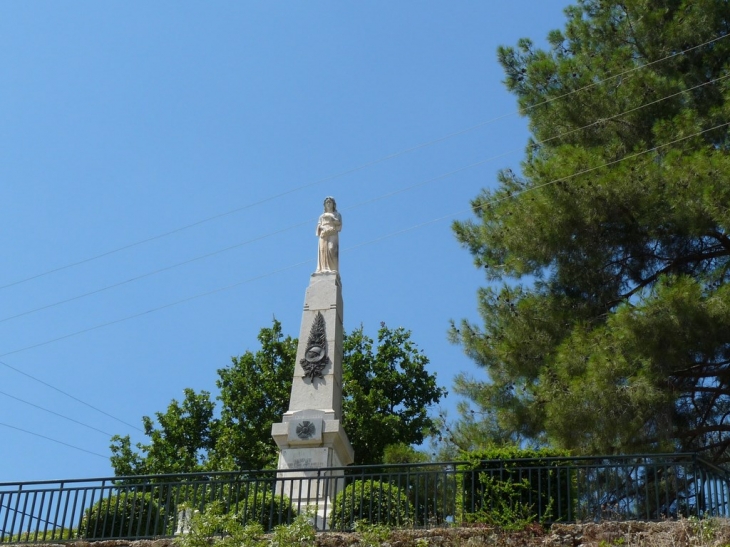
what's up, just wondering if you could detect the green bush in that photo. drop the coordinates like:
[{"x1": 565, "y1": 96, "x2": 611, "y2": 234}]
[
  {"x1": 79, "y1": 492, "x2": 165, "y2": 539},
  {"x1": 269, "y1": 513, "x2": 316, "y2": 547},
  {"x1": 175, "y1": 482, "x2": 295, "y2": 532},
  {"x1": 458, "y1": 446, "x2": 574, "y2": 526},
  {"x1": 235, "y1": 489, "x2": 295, "y2": 531},
  {"x1": 174, "y1": 501, "x2": 266, "y2": 547},
  {"x1": 330, "y1": 480, "x2": 413, "y2": 530}
]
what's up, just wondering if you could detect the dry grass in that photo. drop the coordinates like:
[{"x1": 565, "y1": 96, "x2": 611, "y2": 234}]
[{"x1": 546, "y1": 518, "x2": 730, "y2": 547}]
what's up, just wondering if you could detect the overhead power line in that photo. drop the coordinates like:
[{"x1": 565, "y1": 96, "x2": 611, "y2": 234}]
[
  {"x1": 0, "y1": 360, "x2": 143, "y2": 433},
  {"x1": 518, "y1": 32, "x2": 730, "y2": 114},
  {"x1": 1, "y1": 121, "x2": 726, "y2": 363},
  {"x1": 0, "y1": 218, "x2": 313, "y2": 324},
  {"x1": 2, "y1": 73, "x2": 726, "y2": 326},
  {"x1": 0, "y1": 259, "x2": 311, "y2": 360},
  {"x1": 0, "y1": 121, "x2": 725, "y2": 459},
  {"x1": 0, "y1": 422, "x2": 108, "y2": 459},
  {"x1": 0, "y1": 35, "x2": 727, "y2": 454},
  {"x1": 0, "y1": 390, "x2": 113, "y2": 437},
  {"x1": 1, "y1": 31, "x2": 726, "y2": 293},
  {"x1": 345, "y1": 122, "x2": 730, "y2": 249}
]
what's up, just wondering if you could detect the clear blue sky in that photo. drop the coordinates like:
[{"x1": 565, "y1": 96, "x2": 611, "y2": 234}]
[{"x1": 0, "y1": 1, "x2": 572, "y2": 483}]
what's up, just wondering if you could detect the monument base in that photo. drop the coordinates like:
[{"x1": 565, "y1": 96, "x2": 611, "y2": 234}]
[{"x1": 271, "y1": 410, "x2": 354, "y2": 528}]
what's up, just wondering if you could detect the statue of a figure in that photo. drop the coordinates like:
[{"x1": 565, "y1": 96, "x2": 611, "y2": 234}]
[{"x1": 316, "y1": 196, "x2": 342, "y2": 273}]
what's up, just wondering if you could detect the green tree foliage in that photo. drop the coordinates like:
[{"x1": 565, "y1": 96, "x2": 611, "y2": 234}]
[
  {"x1": 110, "y1": 389, "x2": 216, "y2": 476},
  {"x1": 343, "y1": 325, "x2": 445, "y2": 465},
  {"x1": 451, "y1": 0, "x2": 730, "y2": 462},
  {"x1": 382, "y1": 442, "x2": 431, "y2": 464},
  {"x1": 212, "y1": 322, "x2": 298, "y2": 471},
  {"x1": 111, "y1": 321, "x2": 444, "y2": 474}
]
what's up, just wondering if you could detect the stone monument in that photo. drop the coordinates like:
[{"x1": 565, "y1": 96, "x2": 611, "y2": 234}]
[{"x1": 270, "y1": 197, "x2": 354, "y2": 526}]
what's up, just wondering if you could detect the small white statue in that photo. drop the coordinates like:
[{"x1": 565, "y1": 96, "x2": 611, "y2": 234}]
[{"x1": 316, "y1": 196, "x2": 342, "y2": 273}]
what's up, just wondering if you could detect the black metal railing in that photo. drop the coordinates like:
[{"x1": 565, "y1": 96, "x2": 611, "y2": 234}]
[{"x1": 0, "y1": 453, "x2": 727, "y2": 543}]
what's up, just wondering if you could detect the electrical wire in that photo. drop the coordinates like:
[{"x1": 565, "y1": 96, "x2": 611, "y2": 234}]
[
  {"x1": 0, "y1": 360, "x2": 143, "y2": 433},
  {"x1": 2, "y1": 73, "x2": 726, "y2": 326},
  {"x1": 0, "y1": 422, "x2": 108, "y2": 459},
  {"x1": 0, "y1": 120, "x2": 725, "y2": 463},
  {"x1": 514, "y1": 32, "x2": 730, "y2": 113},
  {"x1": 0, "y1": 258, "x2": 312, "y2": 359},
  {"x1": 0, "y1": 34, "x2": 727, "y2": 458},
  {"x1": 0, "y1": 503, "x2": 55, "y2": 530},
  {"x1": 0, "y1": 390, "x2": 113, "y2": 437},
  {"x1": 0, "y1": 218, "x2": 313, "y2": 324},
  {"x1": 1, "y1": 31, "x2": 726, "y2": 293},
  {"x1": 0, "y1": 127, "x2": 511, "y2": 292},
  {"x1": 0, "y1": 114, "x2": 716, "y2": 455},
  {"x1": 1, "y1": 120, "x2": 726, "y2": 363}
]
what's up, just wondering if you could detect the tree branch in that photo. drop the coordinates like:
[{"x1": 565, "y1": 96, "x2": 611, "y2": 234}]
[
  {"x1": 709, "y1": 230, "x2": 730, "y2": 253},
  {"x1": 610, "y1": 248, "x2": 730, "y2": 306},
  {"x1": 672, "y1": 360, "x2": 730, "y2": 378},
  {"x1": 676, "y1": 424, "x2": 730, "y2": 438}
]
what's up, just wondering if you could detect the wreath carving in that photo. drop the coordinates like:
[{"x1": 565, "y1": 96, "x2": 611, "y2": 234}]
[{"x1": 300, "y1": 311, "x2": 330, "y2": 380}]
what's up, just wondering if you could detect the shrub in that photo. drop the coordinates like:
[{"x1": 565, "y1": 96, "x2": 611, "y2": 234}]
[
  {"x1": 330, "y1": 479, "x2": 413, "y2": 530},
  {"x1": 78, "y1": 492, "x2": 164, "y2": 539},
  {"x1": 175, "y1": 501, "x2": 266, "y2": 547},
  {"x1": 458, "y1": 446, "x2": 574, "y2": 526},
  {"x1": 269, "y1": 513, "x2": 316, "y2": 547},
  {"x1": 353, "y1": 520, "x2": 391, "y2": 547},
  {"x1": 176, "y1": 482, "x2": 295, "y2": 532},
  {"x1": 235, "y1": 489, "x2": 295, "y2": 531},
  {"x1": 175, "y1": 500, "x2": 305, "y2": 547}
]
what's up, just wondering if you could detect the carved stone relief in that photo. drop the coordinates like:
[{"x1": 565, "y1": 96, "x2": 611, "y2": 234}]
[{"x1": 300, "y1": 311, "x2": 330, "y2": 380}]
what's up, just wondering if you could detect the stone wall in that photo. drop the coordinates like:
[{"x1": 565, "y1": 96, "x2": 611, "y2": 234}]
[{"x1": 22, "y1": 519, "x2": 730, "y2": 547}]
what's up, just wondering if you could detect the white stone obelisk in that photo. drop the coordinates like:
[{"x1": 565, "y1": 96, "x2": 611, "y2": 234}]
[{"x1": 271, "y1": 197, "x2": 353, "y2": 525}]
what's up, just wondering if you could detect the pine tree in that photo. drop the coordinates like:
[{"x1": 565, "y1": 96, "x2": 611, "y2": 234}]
[{"x1": 451, "y1": 0, "x2": 730, "y2": 462}]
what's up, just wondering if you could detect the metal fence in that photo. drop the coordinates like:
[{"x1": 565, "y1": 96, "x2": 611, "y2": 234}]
[{"x1": 1, "y1": 453, "x2": 728, "y2": 543}]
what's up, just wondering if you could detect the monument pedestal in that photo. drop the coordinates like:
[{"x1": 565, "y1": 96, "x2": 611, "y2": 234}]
[{"x1": 271, "y1": 272, "x2": 353, "y2": 527}]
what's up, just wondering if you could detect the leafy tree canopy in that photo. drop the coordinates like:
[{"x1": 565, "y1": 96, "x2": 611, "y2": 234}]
[
  {"x1": 450, "y1": 0, "x2": 730, "y2": 463},
  {"x1": 343, "y1": 324, "x2": 444, "y2": 465},
  {"x1": 110, "y1": 320, "x2": 444, "y2": 474}
]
